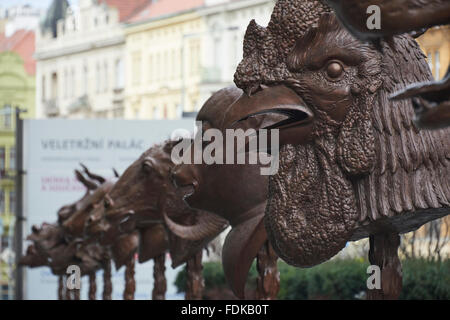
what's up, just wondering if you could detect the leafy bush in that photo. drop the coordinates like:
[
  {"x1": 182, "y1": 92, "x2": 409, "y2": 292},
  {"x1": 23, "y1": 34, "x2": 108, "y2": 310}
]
[
  {"x1": 174, "y1": 258, "x2": 450, "y2": 300},
  {"x1": 278, "y1": 258, "x2": 369, "y2": 300},
  {"x1": 400, "y1": 259, "x2": 450, "y2": 300},
  {"x1": 174, "y1": 261, "x2": 258, "y2": 294}
]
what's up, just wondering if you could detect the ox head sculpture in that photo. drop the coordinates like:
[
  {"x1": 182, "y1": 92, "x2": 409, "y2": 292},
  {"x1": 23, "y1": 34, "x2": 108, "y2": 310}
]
[
  {"x1": 220, "y1": 0, "x2": 450, "y2": 268},
  {"x1": 23, "y1": 166, "x2": 117, "y2": 276},
  {"x1": 20, "y1": 244, "x2": 48, "y2": 268},
  {"x1": 171, "y1": 86, "x2": 276, "y2": 298},
  {"x1": 89, "y1": 140, "x2": 227, "y2": 268},
  {"x1": 62, "y1": 167, "x2": 116, "y2": 240}
]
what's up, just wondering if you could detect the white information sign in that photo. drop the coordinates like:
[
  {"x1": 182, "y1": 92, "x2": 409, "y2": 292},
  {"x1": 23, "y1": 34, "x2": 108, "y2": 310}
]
[{"x1": 22, "y1": 119, "x2": 195, "y2": 300}]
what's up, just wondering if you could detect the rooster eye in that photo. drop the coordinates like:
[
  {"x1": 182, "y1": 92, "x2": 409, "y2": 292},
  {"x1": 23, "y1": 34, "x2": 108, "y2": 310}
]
[{"x1": 326, "y1": 61, "x2": 344, "y2": 79}]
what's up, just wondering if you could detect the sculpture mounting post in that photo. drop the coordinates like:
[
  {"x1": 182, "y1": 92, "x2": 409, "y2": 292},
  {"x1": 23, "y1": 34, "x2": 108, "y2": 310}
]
[
  {"x1": 64, "y1": 275, "x2": 71, "y2": 300},
  {"x1": 103, "y1": 259, "x2": 112, "y2": 300},
  {"x1": 256, "y1": 241, "x2": 280, "y2": 300},
  {"x1": 152, "y1": 254, "x2": 167, "y2": 300},
  {"x1": 185, "y1": 250, "x2": 204, "y2": 300},
  {"x1": 367, "y1": 233, "x2": 402, "y2": 300},
  {"x1": 58, "y1": 276, "x2": 64, "y2": 300},
  {"x1": 123, "y1": 257, "x2": 135, "y2": 300},
  {"x1": 89, "y1": 273, "x2": 96, "y2": 300}
]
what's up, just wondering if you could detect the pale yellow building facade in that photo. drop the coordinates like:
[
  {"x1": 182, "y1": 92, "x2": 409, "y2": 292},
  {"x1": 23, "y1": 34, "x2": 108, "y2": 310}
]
[
  {"x1": 417, "y1": 25, "x2": 450, "y2": 80},
  {"x1": 125, "y1": 12, "x2": 205, "y2": 119}
]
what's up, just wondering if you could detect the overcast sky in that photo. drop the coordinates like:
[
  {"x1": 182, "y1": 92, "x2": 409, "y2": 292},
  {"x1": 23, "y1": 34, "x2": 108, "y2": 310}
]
[{"x1": 0, "y1": 0, "x2": 77, "y2": 10}]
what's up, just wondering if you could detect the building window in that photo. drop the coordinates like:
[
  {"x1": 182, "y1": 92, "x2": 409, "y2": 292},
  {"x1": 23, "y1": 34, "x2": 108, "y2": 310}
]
[
  {"x1": 132, "y1": 53, "x2": 142, "y2": 86},
  {"x1": 83, "y1": 65, "x2": 88, "y2": 95},
  {"x1": 96, "y1": 63, "x2": 101, "y2": 93},
  {"x1": 115, "y1": 58, "x2": 124, "y2": 89},
  {"x1": 165, "y1": 50, "x2": 170, "y2": 80},
  {"x1": 170, "y1": 50, "x2": 177, "y2": 79},
  {"x1": 148, "y1": 55, "x2": 153, "y2": 83},
  {"x1": 156, "y1": 53, "x2": 161, "y2": 80},
  {"x1": 0, "y1": 190, "x2": 4, "y2": 213},
  {"x1": 3, "y1": 105, "x2": 11, "y2": 128},
  {"x1": 427, "y1": 52, "x2": 433, "y2": 74},
  {"x1": 152, "y1": 106, "x2": 159, "y2": 119},
  {"x1": 63, "y1": 69, "x2": 67, "y2": 99},
  {"x1": 9, "y1": 147, "x2": 15, "y2": 170},
  {"x1": 9, "y1": 191, "x2": 15, "y2": 214},
  {"x1": 435, "y1": 51, "x2": 440, "y2": 80},
  {"x1": 103, "y1": 61, "x2": 108, "y2": 92},
  {"x1": 71, "y1": 67, "x2": 76, "y2": 97},
  {"x1": 0, "y1": 147, "x2": 5, "y2": 170},
  {"x1": 214, "y1": 37, "x2": 221, "y2": 68},
  {"x1": 42, "y1": 75, "x2": 46, "y2": 102},
  {"x1": 51, "y1": 72, "x2": 58, "y2": 100}
]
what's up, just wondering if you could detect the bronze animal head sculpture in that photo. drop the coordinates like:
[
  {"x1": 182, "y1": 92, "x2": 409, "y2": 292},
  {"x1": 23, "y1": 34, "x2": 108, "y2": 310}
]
[
  {"x1": 20, "y1": 243, "x2": 48, "y2": 268},
  {"x1": 93, "y1": 140, "x2": 227, "y2": 268},
  {"x1": 171, "y1": 86, "x2": 281, "y2": 298},
  {"x1": 322, "y1": 0, "x2": 450, "y2": 130},
  {"x1": 225, "y1": 0, "x2": 450, "y2": 268},
  {"x1": 62, "y1": 168, "x2": 117, "y2": 240},
  {"x1": 23, "y1": 221, "x2": 103, "y2": 276},
  {"x1": 323, "y1": 0, "x2": 450, "y2": 42}
]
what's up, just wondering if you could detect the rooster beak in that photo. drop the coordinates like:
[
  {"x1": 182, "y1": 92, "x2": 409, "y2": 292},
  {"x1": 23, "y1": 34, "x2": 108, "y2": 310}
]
[{"x1": 223, "y1": 85, "x2": 314, "y2": 151}]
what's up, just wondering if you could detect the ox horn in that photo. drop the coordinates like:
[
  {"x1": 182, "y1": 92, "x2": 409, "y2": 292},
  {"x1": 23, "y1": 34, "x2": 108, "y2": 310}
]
[
  {"x1": 163, "y1": 210, "x2": 228, "y2": 241},
  {"x1": 112, "y1": 168, "x2": 120, "y2": 178},
  {"x1": 80, "y1": 163, "x2": 106, "y2": 184},
  {"x1": 75, "y1": 169, "x2": 97, "y2": 190}
]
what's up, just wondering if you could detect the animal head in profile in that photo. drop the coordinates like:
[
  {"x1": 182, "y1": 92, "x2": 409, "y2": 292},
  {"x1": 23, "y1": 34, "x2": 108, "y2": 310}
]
[{"x1": 230, "y1": 0, "x2": 450, "y2": 267}]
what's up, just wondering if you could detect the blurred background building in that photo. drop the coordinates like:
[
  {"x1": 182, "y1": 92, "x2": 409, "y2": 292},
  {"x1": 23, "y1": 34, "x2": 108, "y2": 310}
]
[
  {"x1": 416, "y1": 25, "x2": 450, "y2": 81},
  {"x1": 35, "y1": 0, "x2": 151, "y2": 119},
  {"x1": 0, "y1": 8, "x2": 36, "y2": 298},
  {"x1": 124, "y1": 0, "x2": 274, "y2": 119}
]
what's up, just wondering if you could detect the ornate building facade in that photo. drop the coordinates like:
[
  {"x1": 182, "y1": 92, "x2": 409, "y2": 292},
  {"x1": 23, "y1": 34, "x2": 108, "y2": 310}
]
[
  {"x1": 124, "y1": 0, "x2": 275, "y2": 119},
  {"x1": 197, "y1": 0, "x2": 275, "y2": 108},
  {"x1": 124, "y1": 0, "x2": 205, "y2": 119},
  {"x1": 35, "y1": 0, "x2": 150, "y2": 119}
]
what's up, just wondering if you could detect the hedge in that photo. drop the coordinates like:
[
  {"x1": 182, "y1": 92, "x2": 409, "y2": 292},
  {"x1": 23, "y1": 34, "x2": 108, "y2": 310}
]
[{"x1": 174, "y1": 258, "x2": 450, "y2": 300}]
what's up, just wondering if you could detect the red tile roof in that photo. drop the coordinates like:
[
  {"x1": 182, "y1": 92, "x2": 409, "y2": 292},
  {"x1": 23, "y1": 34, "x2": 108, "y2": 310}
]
[
  {"x1": 0, "y1": 29, "x2": 36, "y2": 76},
  {"x1": 127, "y1": 0, "x2": 205, "y2": 24},
  {"x1": 98, "y1": 0, "x2": 153, "y2": 22}
]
